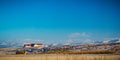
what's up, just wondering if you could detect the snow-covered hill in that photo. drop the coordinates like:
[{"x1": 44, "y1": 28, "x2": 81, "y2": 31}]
[{"x1": 0, "y1": 39, "x2": 120, "y2": 48}]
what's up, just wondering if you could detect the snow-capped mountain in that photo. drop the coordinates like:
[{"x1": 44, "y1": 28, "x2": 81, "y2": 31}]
[
  {"x1": 48, "y1": 43, "x2": 63, "y2": 47},
  {"x1": 103, "y1": 39, "x2": 120, "y2": 43},
  {"x1": 0, "y1": 39, "x2": 120, "y2": 48},
  {"x1": 41, "y1": 39, "x2": 120, "y2": 47}
]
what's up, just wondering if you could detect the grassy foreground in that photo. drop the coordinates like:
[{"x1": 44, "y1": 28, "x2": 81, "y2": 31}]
[{"x1": 0, "y1": 54, "x2": 120, "y2": 60}]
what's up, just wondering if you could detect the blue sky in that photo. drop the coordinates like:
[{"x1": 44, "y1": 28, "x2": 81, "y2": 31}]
[{"x1": 0, "y1": 0, "x2": 120, "y2": 44}]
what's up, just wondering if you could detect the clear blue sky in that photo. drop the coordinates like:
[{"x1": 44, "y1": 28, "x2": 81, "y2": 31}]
[{"x1": 0, "y1": 0, "x2": 120, "y2": 44}]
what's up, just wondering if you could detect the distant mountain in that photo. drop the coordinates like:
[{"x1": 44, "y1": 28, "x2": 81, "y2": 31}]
[
  {"x1": 49, "y1": 39, "x2": 120, "y2": 46},
  {"x1": 94, "y1": 41, "x2": 103, "y2": 44},
  {"x1": 64, "y1": 39, "x2": 120, "y2": 45},
  {"x1": 0, "y1": 41, "x2": 23, "y2": 48},
  {"x1": 0, "y1": 45, "x2": 10, "y2": 48},
  {"x1": 103, "y1": 39, "x2": 120, "y2": 44},
  {"x1": 0, "y1": 39, "x2": 120, "y2": 48},
  {"x1": 49, "y1": 43, "x2": 63, "y2": 47}
]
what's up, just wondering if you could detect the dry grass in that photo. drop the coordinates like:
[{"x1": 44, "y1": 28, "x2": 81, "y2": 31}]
[{"x1": 0, "y1": 54, "x2": 120, "y2": 60}]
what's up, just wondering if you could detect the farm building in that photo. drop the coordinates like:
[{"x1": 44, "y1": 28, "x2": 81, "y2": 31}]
[{"x1": 24, "y1": 43, "x2": 44, "y2": 48}]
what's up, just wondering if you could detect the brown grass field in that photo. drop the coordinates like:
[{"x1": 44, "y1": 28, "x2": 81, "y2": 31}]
[{"x1": 0, "y1": 54, "x2": 120, "y2": 60}]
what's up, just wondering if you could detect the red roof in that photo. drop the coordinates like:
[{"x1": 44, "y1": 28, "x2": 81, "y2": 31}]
[{"x1": 25, "y1": 44, "x2": 31, "y2": 46}]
